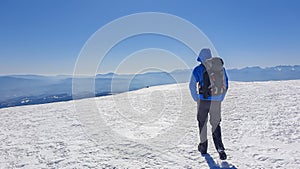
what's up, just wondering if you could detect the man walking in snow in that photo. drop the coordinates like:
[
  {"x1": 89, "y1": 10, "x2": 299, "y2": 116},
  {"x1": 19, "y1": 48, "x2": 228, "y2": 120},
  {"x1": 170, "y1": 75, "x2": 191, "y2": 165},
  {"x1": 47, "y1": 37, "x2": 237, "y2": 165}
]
[{"x1": 189, "y1": 48, "x2": 229, "y2": 160}]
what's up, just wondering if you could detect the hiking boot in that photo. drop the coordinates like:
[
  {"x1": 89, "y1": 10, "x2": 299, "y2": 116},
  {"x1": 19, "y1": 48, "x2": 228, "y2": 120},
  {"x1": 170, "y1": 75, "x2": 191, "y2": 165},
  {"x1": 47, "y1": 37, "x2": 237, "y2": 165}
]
[
  {"x1": 218, "y1": 149, "x2": 227, "y2": 160},
  {"x1": 198, "y1": 141, "x2": 208, "y2": 155}
]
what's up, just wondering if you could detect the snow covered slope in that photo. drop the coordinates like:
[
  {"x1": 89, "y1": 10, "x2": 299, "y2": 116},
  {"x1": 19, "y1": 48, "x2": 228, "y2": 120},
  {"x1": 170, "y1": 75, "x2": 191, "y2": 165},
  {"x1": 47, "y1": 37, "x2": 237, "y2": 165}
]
[{"x1": 0, "y1": 80, "x2": 299, "y2": 168}]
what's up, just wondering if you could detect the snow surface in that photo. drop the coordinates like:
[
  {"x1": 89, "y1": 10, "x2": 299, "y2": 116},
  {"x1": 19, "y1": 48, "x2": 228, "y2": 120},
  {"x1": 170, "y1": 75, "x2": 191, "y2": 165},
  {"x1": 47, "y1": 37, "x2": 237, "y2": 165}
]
[{"x1": 0, "y1": 80, "x2": 299, "y2": 168}]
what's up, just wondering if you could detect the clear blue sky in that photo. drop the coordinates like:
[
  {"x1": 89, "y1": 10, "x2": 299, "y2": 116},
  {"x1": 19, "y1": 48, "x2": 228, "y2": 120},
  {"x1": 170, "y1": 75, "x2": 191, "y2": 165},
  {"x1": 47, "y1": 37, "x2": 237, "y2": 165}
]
[{"x1": 0, "y1": 0, "x2": 299, "y2": 75}]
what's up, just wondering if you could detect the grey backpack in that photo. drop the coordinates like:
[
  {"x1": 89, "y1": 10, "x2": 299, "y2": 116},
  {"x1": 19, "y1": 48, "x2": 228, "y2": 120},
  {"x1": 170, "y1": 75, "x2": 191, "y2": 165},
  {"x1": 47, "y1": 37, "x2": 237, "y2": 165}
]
[{"x1": 199, "y1": 57, "x2": 226, "y2": 99}]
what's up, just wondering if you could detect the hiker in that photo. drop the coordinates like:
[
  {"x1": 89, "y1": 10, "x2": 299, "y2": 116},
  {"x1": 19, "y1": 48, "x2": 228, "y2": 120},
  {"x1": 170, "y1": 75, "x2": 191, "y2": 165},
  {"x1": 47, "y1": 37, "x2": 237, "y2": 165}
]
[{"x1": 189, "y1": 48, "x2": 229, "y2": 160}]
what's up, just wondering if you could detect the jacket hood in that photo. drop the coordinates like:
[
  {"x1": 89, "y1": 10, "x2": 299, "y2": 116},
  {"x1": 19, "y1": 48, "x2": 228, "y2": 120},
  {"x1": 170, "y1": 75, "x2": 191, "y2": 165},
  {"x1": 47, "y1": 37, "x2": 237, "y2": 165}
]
[{"x1": 197, "y1": 48, "x2": 212, "y2": 62}]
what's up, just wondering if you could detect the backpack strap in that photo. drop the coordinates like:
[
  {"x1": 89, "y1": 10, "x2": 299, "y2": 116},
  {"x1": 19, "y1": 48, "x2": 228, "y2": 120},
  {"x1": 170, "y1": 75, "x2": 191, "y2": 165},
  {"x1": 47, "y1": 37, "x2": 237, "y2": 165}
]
[{"x1": 198, "y1": 64, "x2": 211, "y2": 99}]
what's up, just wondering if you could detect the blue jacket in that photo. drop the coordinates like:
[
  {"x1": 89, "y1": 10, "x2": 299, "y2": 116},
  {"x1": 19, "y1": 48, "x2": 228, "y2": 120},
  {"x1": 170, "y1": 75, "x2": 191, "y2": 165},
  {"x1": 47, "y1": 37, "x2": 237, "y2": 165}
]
[{"x1": 189, "y1": 64, "x2": 229, "y2": 101}]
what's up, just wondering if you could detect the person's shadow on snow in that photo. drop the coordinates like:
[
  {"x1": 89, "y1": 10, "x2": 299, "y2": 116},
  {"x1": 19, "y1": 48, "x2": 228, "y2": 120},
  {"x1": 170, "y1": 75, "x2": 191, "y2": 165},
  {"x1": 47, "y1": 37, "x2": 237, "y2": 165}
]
[{"x1": 202, "y1": 154, "x2": 237, "y2": 169}]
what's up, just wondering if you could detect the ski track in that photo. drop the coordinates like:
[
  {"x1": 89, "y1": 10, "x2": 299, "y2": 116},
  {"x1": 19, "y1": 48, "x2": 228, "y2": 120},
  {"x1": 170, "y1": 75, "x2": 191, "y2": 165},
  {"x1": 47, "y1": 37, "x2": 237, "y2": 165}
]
[{"x1": 0, "y1": 80, "x2": 299, "y2": 168}]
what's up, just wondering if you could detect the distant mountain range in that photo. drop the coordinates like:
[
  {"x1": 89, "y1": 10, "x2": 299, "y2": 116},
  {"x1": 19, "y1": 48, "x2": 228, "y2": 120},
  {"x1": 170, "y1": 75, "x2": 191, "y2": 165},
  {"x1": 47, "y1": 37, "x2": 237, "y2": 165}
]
[
  {"x1": 227, "y1": 65, "x2": 300, "y2": 81},
  {"x1": 0, "y1": 65, "x2": 299, "y2": 108}
]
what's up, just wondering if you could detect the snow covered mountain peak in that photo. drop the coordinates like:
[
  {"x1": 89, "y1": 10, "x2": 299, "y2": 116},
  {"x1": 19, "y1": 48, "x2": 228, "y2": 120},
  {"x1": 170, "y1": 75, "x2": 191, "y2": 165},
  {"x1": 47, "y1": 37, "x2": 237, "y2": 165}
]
[{"x1": 1, "y1": 80, "x2": 299, "y2": 168}]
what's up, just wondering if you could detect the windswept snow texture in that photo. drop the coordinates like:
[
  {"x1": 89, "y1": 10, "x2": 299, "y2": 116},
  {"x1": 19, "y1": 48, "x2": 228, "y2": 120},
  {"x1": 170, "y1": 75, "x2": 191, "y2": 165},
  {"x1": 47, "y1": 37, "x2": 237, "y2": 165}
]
[{"x1": 0, "y1": 80, "x2": 299, "y2": 168}]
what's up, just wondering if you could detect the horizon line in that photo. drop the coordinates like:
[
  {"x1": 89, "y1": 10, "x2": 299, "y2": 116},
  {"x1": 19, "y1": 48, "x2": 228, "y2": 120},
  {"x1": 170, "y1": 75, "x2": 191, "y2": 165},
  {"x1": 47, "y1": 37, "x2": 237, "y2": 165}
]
[{"x1": 0, "y1": 64, "x2": 299, "y2": 77}]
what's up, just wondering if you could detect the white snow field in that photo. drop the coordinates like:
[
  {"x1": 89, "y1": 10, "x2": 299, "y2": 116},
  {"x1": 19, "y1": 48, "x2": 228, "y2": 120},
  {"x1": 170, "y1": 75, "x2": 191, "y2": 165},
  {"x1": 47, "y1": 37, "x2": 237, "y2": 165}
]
[{"x1": 0, "y1": 80, "x2": 299, "y2": 168}]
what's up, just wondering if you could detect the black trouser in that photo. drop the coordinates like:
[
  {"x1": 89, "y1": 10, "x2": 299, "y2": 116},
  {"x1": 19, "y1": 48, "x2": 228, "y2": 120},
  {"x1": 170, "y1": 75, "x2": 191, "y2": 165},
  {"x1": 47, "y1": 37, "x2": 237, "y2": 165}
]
[{"x1": 197, "y1": 100, "x2": 225, "y2": 151}]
